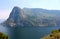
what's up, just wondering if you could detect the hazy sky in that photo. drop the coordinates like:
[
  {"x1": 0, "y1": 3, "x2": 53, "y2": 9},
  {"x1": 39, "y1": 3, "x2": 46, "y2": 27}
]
[{"x1": 0, "y1": 0, "x2": 60, "y2": 19}]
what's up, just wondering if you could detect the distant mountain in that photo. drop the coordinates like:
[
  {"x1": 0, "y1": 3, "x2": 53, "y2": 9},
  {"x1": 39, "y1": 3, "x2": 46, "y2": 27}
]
[{"x1": 2, "y1": 6, "x2": 60, "y2": 27}]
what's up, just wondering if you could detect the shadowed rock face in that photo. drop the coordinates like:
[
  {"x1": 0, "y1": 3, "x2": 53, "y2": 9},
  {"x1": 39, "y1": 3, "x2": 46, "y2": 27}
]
[
  {"x1": 8, "y1": 7, "x2": 23, "y2": 22},
  {"x1": 2, "y1": 6, "x2": 60, "y2": 27},
  {"x1": 3, "y1": 7, "x2": 33, "y2": 27},
  {"x1": 9, "y1": 7, "x2": 21, "y2": 19}
]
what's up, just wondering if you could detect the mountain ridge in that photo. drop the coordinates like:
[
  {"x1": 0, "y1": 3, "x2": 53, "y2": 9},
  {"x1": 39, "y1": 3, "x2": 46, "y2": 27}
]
[{"x1": 2, "y1": 6, "x2": 60, "y2": 27}]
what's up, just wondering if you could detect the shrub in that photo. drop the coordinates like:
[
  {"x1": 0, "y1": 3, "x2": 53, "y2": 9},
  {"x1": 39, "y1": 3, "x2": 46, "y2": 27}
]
[{"x1": 51, "y1": 28, "x2": 60, "y2": 33}]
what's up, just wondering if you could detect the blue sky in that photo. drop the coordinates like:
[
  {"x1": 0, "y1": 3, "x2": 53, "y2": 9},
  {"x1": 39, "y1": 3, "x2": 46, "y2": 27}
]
[{"x1": 0, "y1": 0, "x2": 60, "y2": 19}]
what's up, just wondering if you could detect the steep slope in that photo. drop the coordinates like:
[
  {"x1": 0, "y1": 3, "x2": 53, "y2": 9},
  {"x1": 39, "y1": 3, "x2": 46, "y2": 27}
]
[
  {"x1": 2, "y1": 7, "x2": 34, "y2": 27},
  {"x1": 2, "y1": 7, "x2": 60, "y2": 27},
  {"x1": 23, "y1": 8, "x2": 57, "y2": 26}
]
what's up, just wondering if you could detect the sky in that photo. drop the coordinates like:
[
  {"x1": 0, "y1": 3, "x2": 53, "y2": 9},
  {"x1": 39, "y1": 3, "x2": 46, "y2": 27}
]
[{"x1": 0, "y1": 0, "x2": 60, "y2": 19}]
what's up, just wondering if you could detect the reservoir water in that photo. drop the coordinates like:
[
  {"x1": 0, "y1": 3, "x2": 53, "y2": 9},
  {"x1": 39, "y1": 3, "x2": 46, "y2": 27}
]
[{"x1": 0, "y1": 25, "x2": 60, "y2": 39}]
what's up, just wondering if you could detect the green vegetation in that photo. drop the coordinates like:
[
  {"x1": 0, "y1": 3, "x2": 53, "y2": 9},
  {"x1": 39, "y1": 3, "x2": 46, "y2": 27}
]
[
  {"x1": 41, "y1": 28, "x2": 60, "y2": 39},
  {"x1": 51, "y1": 29, "x2": 60, "y2": 33},
  {"x1": 0, "y1": 32, "x2": 8, "y2": 39}
]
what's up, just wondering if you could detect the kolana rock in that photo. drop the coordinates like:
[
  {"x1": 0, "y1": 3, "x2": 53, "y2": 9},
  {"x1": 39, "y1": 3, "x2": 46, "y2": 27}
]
[{"x1": 2, "y1": 6, "x2": 60, "y2": 27}]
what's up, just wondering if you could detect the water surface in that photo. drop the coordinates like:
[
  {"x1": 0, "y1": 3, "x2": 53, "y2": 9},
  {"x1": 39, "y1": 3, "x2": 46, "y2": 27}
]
[{"x1": 0, "y1": 25, "x2": 60, "y2": 39}]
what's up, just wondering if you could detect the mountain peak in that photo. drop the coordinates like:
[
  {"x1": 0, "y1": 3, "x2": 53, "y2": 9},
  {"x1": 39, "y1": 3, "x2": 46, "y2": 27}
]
[
  {"x1": 8, "y1": 6, "x2": 23, "y2": 21},
  {"x1": 12, "y1": 6, "x2": 21, "y2": 11},
  {"x1": 13, "y1": 6, "x2": 20, "y2": 9}
]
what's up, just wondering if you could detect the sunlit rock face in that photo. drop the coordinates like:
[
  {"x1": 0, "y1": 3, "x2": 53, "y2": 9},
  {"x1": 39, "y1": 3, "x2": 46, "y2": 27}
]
[{"x1": 3, "y1": 6, "x2": 60, "y2": 27}]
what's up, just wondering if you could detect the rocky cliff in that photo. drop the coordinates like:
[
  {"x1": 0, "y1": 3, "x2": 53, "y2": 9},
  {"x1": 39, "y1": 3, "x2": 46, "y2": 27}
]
[{"x1": 2, "y1": 6, "x2": 60, "y2": 27}]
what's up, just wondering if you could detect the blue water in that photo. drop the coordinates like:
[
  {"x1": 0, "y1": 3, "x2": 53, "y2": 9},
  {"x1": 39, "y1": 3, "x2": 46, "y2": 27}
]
[
  {"x1": 0, "y1": 25, "x2": 9, "y2": 34},
  {"x1": 16, "y1": 26, "x2": 60, "y2": 39},
  {"x1": 0, "y1": 25, "x2": 60, "y2": 39}
]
